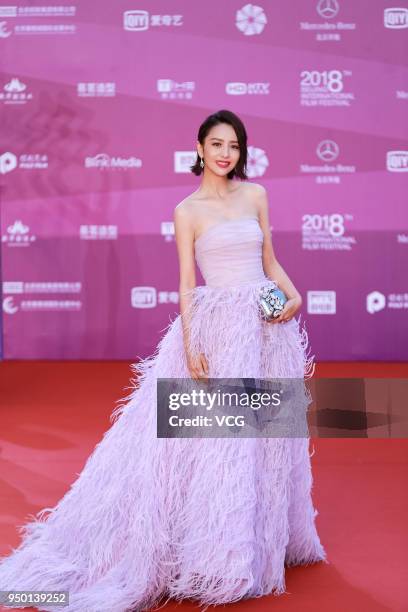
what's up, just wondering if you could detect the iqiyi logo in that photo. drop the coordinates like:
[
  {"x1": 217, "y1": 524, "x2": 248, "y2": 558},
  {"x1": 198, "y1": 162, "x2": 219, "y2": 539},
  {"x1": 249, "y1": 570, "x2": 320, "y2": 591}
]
[
  {"x1": 124, "y1": 10, "x2": 149, "y2": 31},
  {"x1": 0, "y1": 152, "x2": 17, "y2": 174},
  {"x1": 386, "y1": 151, "x2": 408, "y2": 172},
  {"x1": 236, "y1": 4, "x2": 267, "y2": 36},
  {"x1": 131, "y1": 286, "x2": 157, "y2": 308},
  {"x1": 384, "y1": 8, "x2": 408, "y2": 29},
  {"x1": 367, "y1": 291, "x2": 386, "y2": 314}
]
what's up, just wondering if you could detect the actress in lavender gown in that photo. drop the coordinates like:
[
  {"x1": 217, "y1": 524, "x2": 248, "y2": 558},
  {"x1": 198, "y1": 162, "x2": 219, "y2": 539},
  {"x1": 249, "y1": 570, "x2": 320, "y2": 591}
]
[{"x1": 0, "y1": 109, "x2": 327, "y2": 612}]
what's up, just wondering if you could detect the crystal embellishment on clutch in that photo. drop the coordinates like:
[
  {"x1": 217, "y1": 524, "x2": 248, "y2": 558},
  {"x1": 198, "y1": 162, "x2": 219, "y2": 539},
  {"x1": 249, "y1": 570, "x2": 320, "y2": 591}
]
[{"x1": 259, "y1": 286, "x2": 287, "y2": 321}]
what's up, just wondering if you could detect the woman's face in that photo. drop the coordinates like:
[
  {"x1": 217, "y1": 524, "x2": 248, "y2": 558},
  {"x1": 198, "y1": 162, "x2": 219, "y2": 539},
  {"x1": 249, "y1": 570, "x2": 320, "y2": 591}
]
[{"x1": 198, "y1": 123, "x2": 241, "y2": 176}]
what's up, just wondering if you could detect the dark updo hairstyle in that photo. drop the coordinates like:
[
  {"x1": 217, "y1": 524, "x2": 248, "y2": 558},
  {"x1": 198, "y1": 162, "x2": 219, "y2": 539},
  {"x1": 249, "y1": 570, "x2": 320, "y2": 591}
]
[{"x1": 190, "y1": 109, "x2": 248, "y2": 180}]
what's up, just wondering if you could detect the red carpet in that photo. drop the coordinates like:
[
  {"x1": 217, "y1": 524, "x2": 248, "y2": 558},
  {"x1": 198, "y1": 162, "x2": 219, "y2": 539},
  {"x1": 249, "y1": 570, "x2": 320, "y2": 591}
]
[{"x1": 0, "y1": 361, "x2": 407, "y2": 611}]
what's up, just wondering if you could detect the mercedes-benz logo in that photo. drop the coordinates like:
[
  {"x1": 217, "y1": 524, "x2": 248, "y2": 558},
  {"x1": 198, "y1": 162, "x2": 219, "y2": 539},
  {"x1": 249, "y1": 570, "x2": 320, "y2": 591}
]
[
  {"x1": 317, "y1": 0, "x2": 339, "y2": 20},
  {"x1": 316, "y1": 140, "x2": 339, "y2": 162}
]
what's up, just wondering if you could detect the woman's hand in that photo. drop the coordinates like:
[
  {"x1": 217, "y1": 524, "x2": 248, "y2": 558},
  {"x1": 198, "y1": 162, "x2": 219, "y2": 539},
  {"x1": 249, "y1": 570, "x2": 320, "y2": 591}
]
[
  {"x1": 267, "y1": 295, "x2": 302, "y2": 324},
  {"x1": 185, "y1": 349, "x2": 209, "y2": 381}
]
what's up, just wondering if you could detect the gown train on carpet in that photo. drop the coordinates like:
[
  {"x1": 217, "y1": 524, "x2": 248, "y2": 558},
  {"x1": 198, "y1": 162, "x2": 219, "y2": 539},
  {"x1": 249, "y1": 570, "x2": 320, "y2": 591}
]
[{"x1": 0, "y1": 217, "x2": 327, "y2": 612}]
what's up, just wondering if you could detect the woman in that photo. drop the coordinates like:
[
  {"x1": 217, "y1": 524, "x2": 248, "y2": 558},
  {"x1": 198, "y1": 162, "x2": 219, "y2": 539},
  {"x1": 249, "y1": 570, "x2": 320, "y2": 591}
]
[{"x1": 0, "y1": 109, "x2": 327, "y2": 612}]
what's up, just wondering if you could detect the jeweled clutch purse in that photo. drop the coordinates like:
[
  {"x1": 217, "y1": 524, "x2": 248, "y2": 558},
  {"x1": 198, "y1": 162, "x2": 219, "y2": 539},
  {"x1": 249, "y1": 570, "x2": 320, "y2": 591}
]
[{"x1": 259, "y1": 286, "x2": 288, "y2": 321}]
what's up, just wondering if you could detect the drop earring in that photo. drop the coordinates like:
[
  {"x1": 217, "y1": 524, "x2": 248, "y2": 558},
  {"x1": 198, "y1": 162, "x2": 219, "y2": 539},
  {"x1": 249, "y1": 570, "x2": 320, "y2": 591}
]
[{"x1": 200, "y1": 157, "x2": 204, "y2": 169}]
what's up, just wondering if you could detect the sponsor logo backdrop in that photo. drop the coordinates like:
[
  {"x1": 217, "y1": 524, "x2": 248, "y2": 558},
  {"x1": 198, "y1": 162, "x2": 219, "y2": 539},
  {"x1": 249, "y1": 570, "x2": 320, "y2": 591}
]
[{"x1": 0, "y1": 1, "x2": 407, "y2": 360}]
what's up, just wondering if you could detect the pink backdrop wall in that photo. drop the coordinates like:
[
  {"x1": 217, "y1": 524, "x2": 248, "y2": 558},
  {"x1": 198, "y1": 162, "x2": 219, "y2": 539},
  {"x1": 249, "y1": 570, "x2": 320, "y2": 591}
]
[{"x1": 0, "y1": 1, "x2": 407, "y2": 360}]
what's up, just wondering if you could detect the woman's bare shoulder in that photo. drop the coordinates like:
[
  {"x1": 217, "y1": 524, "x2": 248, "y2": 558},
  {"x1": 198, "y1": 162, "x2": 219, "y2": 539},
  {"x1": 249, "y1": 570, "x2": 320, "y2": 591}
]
[
  {"x1": 244, "y1": 181, "x2": 267, "y2": 196},
  {"x1": 174, "y1": 192, "x2": 202, "y2": 224},
  {"x1": 244, "y1": 182, "x2": 268, "y2": 218}
]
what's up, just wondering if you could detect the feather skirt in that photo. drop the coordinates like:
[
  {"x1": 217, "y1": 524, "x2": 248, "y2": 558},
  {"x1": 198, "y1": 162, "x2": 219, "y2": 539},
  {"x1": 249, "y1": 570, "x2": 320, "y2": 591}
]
[{"x1": 0, "y1": 278, "x2": 327, "y2": 612}]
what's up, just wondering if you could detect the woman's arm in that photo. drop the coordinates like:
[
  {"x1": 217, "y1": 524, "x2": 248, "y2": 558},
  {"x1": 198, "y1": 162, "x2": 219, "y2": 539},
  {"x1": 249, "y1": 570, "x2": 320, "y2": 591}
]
[
  {"x1": 174, "y1": 204, "x2": 209, "y2": 379},
  {"x1": 254, "y1": 184, "x2": 302, "y2": 322},
  {"x1": 174, "y1": 204, "x2": 196, "y2": 353},
  {"x1": 255, "y1": 184, "x2": 302, "y2": 302}
]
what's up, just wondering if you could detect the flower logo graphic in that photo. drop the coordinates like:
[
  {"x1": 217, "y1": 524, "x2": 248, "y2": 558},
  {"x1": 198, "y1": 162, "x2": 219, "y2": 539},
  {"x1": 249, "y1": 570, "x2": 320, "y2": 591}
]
[
  {"x1": 236, "y1": 4, "x2": 267, "y2": 36},
  {"x1": 246, "y1": 146, "x2": 269, "y2": 178}
]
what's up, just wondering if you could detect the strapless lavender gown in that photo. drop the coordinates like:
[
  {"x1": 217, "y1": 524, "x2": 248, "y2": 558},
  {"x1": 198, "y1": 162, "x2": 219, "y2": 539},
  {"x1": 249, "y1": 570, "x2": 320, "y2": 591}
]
[{"x1": 0, "y1": 217, "x2": 327, "y2": 612}]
